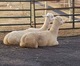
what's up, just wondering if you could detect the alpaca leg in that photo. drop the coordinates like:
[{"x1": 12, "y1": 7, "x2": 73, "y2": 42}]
[
  {"x1": 28, "y1": 41, "x2": 38, "y2": 48},
  {"x1": 3, "y1": 33, "x2": 15, "y2": 45},
  {"x1": 20, "y1": 35, "x2": 38, "y2": 48},
  {"x1": 48, "y1": 41, "x2": 59, "y2": 46},
  {"x1": 3, "y1": 36, "x2": 8, "y2": 45},
  {"x1": 20, "y1": 43, "x2": 27, "y2": 48},
  {"x1": 3, "y1": 34, "x2": 10, "y2": 45},
  {"x1": 20, "y1": 42, "x2": 26, "y2": 48},
  {"x1": 20, "y1": 41, "x2": 38, "y2": 48},
  {"x1": 53, "y1": 41, "x2": 59, "y2": 46}
]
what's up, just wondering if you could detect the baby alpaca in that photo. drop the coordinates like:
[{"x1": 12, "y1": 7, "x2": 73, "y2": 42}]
[
  {"x1": 20, "y1": 16, "x2": 65, "y2": 48},
  {"x1": 3, "y1": 13, "x2": 54, "y2": 45}
]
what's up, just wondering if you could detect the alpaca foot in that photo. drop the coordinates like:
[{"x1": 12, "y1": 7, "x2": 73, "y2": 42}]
[
  {"x1": 53, "y1": 41, "x2": 59, "y2": 46},
  {"x1": 49, "y1": 41, "x2": 59, "y2": 46},
  {"x1": 3, "y1": 40, "x2": 11, "y2": 46},
  {"x1": 20, "y1": 43, "x2": 26, "y2": 48},
  {"x1": 20, "y1": 43, "x2": 38, "y2": 48}
]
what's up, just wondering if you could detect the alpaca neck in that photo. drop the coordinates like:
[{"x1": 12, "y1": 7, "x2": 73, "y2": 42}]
[
  {"x1": 50, "y1": 20, "x2": 60, "y2": 38},
  {"x1": 40, "y1": 17, "x2": 50, "y2": 30}
]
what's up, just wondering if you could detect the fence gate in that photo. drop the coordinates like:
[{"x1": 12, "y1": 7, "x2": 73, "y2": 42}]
[{"x1": 32, "y1": 0, "x2": 80, "y2": 30}]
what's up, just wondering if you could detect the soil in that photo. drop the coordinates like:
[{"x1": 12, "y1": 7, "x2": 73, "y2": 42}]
[{"x1": 0, "y1": 36, "x2": 80, "y2": 66}]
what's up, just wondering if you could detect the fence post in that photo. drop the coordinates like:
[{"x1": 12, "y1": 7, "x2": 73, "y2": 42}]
[
  {"x1": 33, "y1": 0, "x2": 36, "y2": 28},
  {"x1": 45, "y1": 1, "x2": 47, "y2": 20},
  {"x1": 30, "y1": 0, "x2": 33, "y2": 27},
  {"x1": 72, "y1": 0, "x2": 75, "y2": 29},
  {"x1": 68, "y1": 0, "x2": 73, "y2": 21}
]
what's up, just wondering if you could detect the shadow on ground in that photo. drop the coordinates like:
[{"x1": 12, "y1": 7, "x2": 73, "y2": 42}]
[{"x1": 0, "y1": 36, "x2": 80, "y2": 66}]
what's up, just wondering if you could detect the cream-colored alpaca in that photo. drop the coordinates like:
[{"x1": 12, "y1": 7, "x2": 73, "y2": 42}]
[
  {"x1": 20, "y1": 16, "x2": 65, "y2": 48},
  {"x1": 3, "y1": 13, "x2": 54, "y2": 45}
]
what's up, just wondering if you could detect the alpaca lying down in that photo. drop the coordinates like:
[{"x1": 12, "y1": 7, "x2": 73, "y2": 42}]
[
  {"x1": 20, "y1": 16, "x2": 65, "y2": 48},
  {"x1": 20, "y1": 31, "x2": 59, "y2": 48},
  {"x1": 3, "y1": 13, "x2": 54, "y2": 45}
]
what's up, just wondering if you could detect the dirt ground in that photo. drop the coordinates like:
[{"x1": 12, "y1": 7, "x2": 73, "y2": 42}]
[{"x1": 0, "y1": 35, "x2": 80, "y2": 66}]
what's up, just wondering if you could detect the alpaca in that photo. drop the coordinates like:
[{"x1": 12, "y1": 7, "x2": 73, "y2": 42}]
[
  {"x1": 3, "y1": 13, "x2": 54, "y2": 45},
  {"x1": 20, "y1": 16, "x2": 65, "y2": 48}
]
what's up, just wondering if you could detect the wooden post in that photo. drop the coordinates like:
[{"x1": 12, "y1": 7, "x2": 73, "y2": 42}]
[
  {"x1": 68, "y1": 0, "x2": 73, "y2": 21},
  {"x1": 45, "y1": 1, "x2": 47, "y2": 21},
  {"x1": 45, "y1": 1, "x2": 47, "y2": 15}
]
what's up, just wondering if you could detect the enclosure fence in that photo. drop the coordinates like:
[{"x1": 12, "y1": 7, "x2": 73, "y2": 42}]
[
  {"x1": 33, "y1": 0, "x2": 80, "y2": 30},
  {"x1": 0, "y1": 0, "x2": 80, "y2": 32},
  {"x1": 0, "y1": 0, "x2": 32, "y2": 32}
]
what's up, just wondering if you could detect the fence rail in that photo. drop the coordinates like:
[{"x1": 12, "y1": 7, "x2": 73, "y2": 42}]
[
  {"x1": 0, "y1": 0, "x2": 31, "y2": 2},
  {"x1": 0, "y1": 0, "x2": 80, "y2": 32},
  {"x1": 0, "y1": 0, "x2": 32, "y2": 32},
  {"x1": 33, "y1": 0, "x2": 80, "y2": 29}
]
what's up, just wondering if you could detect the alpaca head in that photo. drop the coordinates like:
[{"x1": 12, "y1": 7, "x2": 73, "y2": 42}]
[
  {"x1": 54, "y1": 16, "x2": 65, "y2": 26},
  {"x1": 43, "y1": 13, "x2": 54, "y2": 21}
]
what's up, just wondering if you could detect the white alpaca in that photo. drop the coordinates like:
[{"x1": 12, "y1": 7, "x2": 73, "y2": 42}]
[
  {"x1": 3, "y1": 13, "x2": 54, "y2": 45},
  {"x1": 20, "y1": 16, "x2": 65, "y2": 48}
]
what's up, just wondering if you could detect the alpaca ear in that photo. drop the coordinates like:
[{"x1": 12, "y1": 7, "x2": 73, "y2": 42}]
[
  {"x1": 42, "y1": 14, "x2": 49, "y2": 17},
  {"x1": 62, "y1": 20, "x2": 66, "y2": 23},
  {"x1": 61, "y1": 18, "x2": 67, "y2": 24},
  {"x1": 61, "y1": 21, "x2": 64, "y2": 24},
  {"x1": 50, "y1": 16, "x2": 55, "y2": 21},
  {"x1": 42, "y1": 13, "x2": 54, "y2": 17},
  {"x1": 52, "y1": 17, "x2": 56, "y2": 20},
  {"x1": 60, "y1": 18, "x2": 66, "y2": 24}
]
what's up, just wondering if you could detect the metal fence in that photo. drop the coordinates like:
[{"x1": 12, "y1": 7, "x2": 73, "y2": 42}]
[
  {"x1": 0, "y1": 0, "x2": 80, "y2": 33},
  {"x1": 33, "y1": 0, "x2": 80, "y2": 30},
  {"x1": 0, "y1": 0, "x2": 32, "y2": 32}
]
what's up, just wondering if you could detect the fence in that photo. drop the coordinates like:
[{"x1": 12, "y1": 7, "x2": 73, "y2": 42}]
[
  {"x1": 0, "y1": 0, "x2": 32, "y2": 32},
  {"x1": 33, "y1": 0, "x2": 80, "y2": 30},
  {"x1": 0, "y1": 0, "x2": 80, "y2": 33}
]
